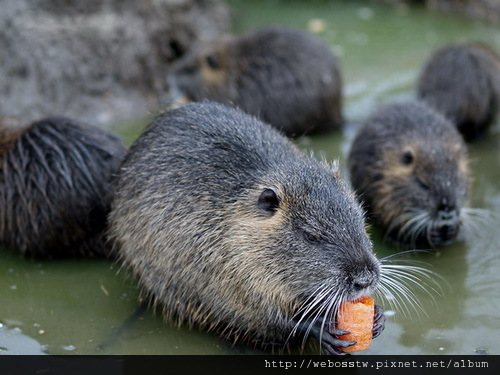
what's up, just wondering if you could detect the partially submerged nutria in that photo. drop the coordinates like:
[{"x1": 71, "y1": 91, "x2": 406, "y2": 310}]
[
  {"x1": 167, "y1": 27, "x2": 343, "y2": 137},
  {"x1": 417, "y1": 43, "x2": 500, "y2": 141},
  {"x1": 109, "y1": 102, "x2": 383, "y2": 354},
  {"x1": 0, "y1": 117, "x2": 126, "y2": 257},
  {"x1": 348, "y1": 101, "x2": 470, "y2": 248}
]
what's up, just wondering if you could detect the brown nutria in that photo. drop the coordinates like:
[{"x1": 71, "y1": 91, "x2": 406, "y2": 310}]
[
  {"x1": 417, "y1": 43, "x2": 500, "y2": 141},
  {"x1": 0, "y1": 116, "x2": 127, "y2": 258},
  {"x1": 348, "y1": 101, "x2": 470, "y2": 248},
  {"x1": 167, "y1": 27, "x2": 343, "y2": 137},
  {"x1": 109, "y1": 102, "x2": 384, "y2": 355}
]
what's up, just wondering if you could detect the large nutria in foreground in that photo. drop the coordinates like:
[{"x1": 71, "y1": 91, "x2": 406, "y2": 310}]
[
  {"x1": 417, "y1": 43, "x2": 500, "y2": 141},
  {"x1": 348, "y1": 101, "x2": 470, "y2": 248},
  {"x1": 109, "y1": 102, "x2": 384, "y2": 354},
  {"x1": 0, "y1": 117, "x2": 126, "y2": 257},
  {"x1": 168, "y1": 27, "x2": 343, "y2": 137}
]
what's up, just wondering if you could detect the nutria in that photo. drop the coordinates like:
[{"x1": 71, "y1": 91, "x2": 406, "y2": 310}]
[
  {"x1": 0, "y1": 116, "x2": 127, "y2": 257},
  {"x1": 109, "y1": 102, "x2": 384, "y2": 355},
  {"x1": 417, "y1": 43, "x2": 500, "y2": 141},
  {"x1": 348, "y1": 101, "x2": 470, "y2": 248},
  {"x1": 167, "y1": 27, "x2": 343, "y2": 137}
]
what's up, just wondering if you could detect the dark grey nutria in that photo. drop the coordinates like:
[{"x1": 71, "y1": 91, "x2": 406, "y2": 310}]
[
  {"x1": 417, "y1": 43, "x2": 500, "y2": 141},
  {"x1": 0, "y1": 117, "x2": 126, "y2": 257},
  {"x1": 167, "y1": 27, "x2": 343, "y2": 137},
  {"x1": 109, "y1": 102, "x2": 384, "y2": 355},
  {"x1": 348, "y1": 101, "x2": 470, "y2": 248}
]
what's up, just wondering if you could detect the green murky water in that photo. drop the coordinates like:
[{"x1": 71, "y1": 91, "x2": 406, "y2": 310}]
[{"x1": 1, "y1": 0, "x2": 500, "y2": 355}]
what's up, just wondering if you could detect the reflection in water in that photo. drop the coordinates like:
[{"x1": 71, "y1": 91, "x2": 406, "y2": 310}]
[
  {"x1": 1, "y1": 0, "x2": 500, "y2": 355},
  {"x1": 0, "y1": 324, "x2": 47, "y2": 355}
]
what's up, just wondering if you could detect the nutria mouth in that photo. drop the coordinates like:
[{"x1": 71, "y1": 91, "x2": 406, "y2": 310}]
[
  {"x1": 289, "y1": 299, "x2": 384, "y2": 355},
  {"x1": 429, "y1": 222, "x2": 460, "y2": 246}
]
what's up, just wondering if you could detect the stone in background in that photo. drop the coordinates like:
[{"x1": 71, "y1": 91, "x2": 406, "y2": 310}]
[{"x1": 0, "y1": 0, "x2": 229, "y2": 127}]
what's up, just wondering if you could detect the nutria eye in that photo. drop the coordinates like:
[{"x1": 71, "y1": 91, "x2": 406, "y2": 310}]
[
  {"x1": 205, "y1": 54, "x2": 219, "y2": 70},
  {"x1": 402, "y1": 151, "x2": 414, "y2": 165},
  {"x1": 303, "y1": 231, "x2": 320, "y2": 245},
  {"x1": 258, "y1": 188, "x2": 279, "y2": 214}
]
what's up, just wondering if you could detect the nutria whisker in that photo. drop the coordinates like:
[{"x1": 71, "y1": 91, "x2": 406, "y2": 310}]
[
  {"x1": 395, "y1": 210, "x2": 431, "y2": 246},
  {"x1": 316, "y1": 289, "x2": 346, "y2": 354},
  {"x1": 290, "y1": 284, "x2": 331, "y2": 327},
  {"x1": 310, "y1": 288, "x2": 344, "y2": 351},
  {"x1": 460, "y1": 207, "x2": 495, "y2": 239},
  {"x1": 377, "y1": 273, "x2": 426, "y2": 318},
  {"x1": 289, "y1": 284, "x2": 339, "y2": 345},
  {"x1": 378, "y1": 257, "x2": 444, "y2": 319}
]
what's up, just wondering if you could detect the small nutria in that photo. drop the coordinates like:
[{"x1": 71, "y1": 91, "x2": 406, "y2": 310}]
[
  {"x1": 109, "y1": 102, "x2": 384, "y2": 355},
  {"x1": 0, "y1": 117, "x2": 127, "y2": 257},
  {"x1": 348, "y1": 101, "x2": 470, "y2": 248},
  {"x1": 417, "y1": 43, "x2": 500, "y2": 141},
  {"x1": 167, "y1": 27, "x2": 343, "y2": 137}
]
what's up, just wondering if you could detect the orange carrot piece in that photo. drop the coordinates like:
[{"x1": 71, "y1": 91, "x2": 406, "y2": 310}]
[{"x1": 337, "y1": 296, "x2": 375, "y2": 352}]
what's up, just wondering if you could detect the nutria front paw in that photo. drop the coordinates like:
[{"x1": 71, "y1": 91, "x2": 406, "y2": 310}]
[
  {"x1": 319, "y1": 326, "x2": 356, "y2": 355},
  {"x1": 295, "y1": 319, "x2": 355, "y2": 355}
]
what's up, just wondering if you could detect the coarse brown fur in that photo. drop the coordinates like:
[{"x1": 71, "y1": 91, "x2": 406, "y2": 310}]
[
  {"x1": 0, "y1": 116, "x2": 127, "y2": 257},
  {"x1": 168, "y1": 27, "x2": 343, "y2": 137},
  {"x1": 109, "y1": 102, "x2": 383, "y2": 354},
  {"x1": 348, "y1": 101, "x2": 470, "y2": 248},
  {"x1": 417, "y1": 43, "x2": 500, "y2": 141}
]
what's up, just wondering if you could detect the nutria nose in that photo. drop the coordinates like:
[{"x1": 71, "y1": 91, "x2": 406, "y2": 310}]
[
  {"x1": 354, "y1": 274, "x2": 377, "y2": 290},
  {"x1": 437, "y1": 207, "x2": 458, "y2": 222}
]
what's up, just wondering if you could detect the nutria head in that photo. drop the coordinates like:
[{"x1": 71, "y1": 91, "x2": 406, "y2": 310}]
[
  {"x1": 221, "y1": 159, "x2": 381, "y2": 335},
  {"x1": 348, "y1": 101, "x2": 470, "y2": 247},
  {"x1": 167, "y1": 27, "x2": 343, "y2": 136}
]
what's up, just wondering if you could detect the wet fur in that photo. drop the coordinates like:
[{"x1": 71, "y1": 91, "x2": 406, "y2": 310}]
[
  {"x1": 168, "y1": 27, "x2": 343, "y2": 137},
  {"x1": 348, "y1": 101, "x2": 470, "y2": 248},
  {"x1": 109, "y1": 102, "x2": 380, "y2": 352},
  {"x1": 0, "y1": 117, "x2": 126, "y2": 257},
  {"x1": 417, "y1": 43, "x2": 500, "y2": 141}
]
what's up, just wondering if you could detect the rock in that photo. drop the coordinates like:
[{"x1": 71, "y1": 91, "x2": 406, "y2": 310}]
[{"x1": 0, "y1": 0, "x2": 229, "y2": 127}]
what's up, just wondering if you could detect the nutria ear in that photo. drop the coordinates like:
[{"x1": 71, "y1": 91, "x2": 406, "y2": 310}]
[{"x1": 258, "y1": 188, "x2": 279, "y2": 214}]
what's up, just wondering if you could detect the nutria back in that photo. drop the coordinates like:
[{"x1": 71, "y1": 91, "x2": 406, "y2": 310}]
[
  {"x1": 348, "y1": 101, "x2": 470, "y2": 247},
  {"x1": 0, "y1": 117, "x2": 126, "y2": 257},
  {"x1": 168, "y1": 27, "x2": 343, "y2": 137},
  {"x1": 417, "y1": 43, "x2": 500, "y2": 141},
  {"x1": 109, "y1": 102, "x2": 380, "y2": 353}
]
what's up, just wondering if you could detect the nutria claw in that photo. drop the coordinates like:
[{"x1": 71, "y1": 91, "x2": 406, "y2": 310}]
[
  {"x1": 316, "y1": 329, "x2": 356, "y2": 356},
  {"x1": 372, "y1": 304, "x2": 386, "y2": 339},
  {"x1": 295, "y1": 319, "x2": 355, "y2": 355}
]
